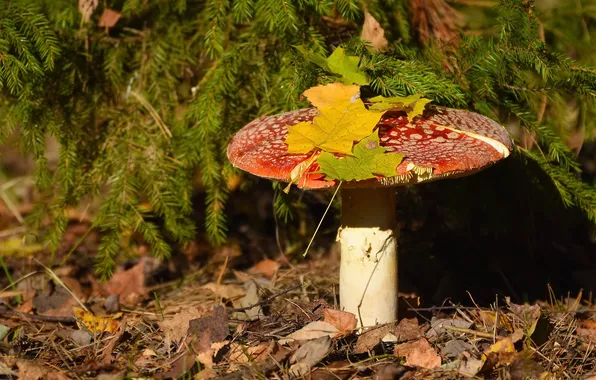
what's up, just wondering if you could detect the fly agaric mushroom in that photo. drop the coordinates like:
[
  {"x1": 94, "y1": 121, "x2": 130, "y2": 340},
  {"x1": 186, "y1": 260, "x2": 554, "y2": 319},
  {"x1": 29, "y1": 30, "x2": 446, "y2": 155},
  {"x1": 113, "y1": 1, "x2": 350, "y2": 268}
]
[{"x1": 227, "y1": 107, "x2": 513, "y2": 327}]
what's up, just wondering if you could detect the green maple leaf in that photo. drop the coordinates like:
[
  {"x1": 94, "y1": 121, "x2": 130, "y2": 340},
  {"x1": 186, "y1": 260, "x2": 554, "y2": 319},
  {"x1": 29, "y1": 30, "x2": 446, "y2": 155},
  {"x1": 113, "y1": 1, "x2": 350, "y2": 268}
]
[
  {"x1": 368, "y1": 94, "x2": 432, "y2": 121},
  {"x1": 294, "y1": 46, "x2": 368, "y2": 85},
  {"x1": 327, "y1": 47, "x2": 369, "y2": 85},
  {"x1": 317, "y1": 133, "x2": 404, "y2": 181}
]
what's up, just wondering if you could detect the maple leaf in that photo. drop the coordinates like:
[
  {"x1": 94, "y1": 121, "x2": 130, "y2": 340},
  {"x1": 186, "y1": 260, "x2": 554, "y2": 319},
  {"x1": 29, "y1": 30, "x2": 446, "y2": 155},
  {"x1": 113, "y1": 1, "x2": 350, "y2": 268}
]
[
  {"x1": 285, "y1": 99, "x2": 383, "y2": 155},
  {"x1": 303, "y1": 83, "x2": 360, "y2": 109},
  {"x1": 294, "y1": 45, "x2": 331, "y2": 71},
  {"x1": 327, "y1": 47, "x2": 368, "y2": 85},
  {"x1": 294, "y1": 46, "x2": 368, "y2": 85},
  {"x1": 368, "y1": 94, "x2": 432, "y2": 121},
  {"x1": 317, "y1": 133, "x2": 404, "y2": 181}
]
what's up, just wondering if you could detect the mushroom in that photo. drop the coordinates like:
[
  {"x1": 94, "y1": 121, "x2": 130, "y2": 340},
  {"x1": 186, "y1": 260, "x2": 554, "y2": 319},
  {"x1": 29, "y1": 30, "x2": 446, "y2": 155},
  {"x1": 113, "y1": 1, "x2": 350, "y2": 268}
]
[{"x1": 227, "y1": 107, "x2": 513, "y2": 327}]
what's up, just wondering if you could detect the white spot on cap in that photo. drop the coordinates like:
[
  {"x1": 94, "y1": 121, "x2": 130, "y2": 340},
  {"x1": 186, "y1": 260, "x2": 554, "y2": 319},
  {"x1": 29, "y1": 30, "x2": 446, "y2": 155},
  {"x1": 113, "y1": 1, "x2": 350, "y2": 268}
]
[
  {"x1": 410, "y1": 134, "x2": 423, "y2": 140},
  {"x1": 447, "y1": 132, "x2": 459, "y2": 139}
]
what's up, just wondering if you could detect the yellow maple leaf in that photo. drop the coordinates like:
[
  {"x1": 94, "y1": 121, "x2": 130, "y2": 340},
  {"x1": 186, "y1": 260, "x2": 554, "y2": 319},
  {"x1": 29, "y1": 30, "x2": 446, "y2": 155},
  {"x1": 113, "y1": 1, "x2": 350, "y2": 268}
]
[
  {"x1": 285, "y1": 99, "x2": 383, "y2": 155},
  {"x1": 73, "y1": 306, "x2": 121, "y2": 334},
  {"x1": 303, "y1": 83, "x2": 360, "y2": 109}
]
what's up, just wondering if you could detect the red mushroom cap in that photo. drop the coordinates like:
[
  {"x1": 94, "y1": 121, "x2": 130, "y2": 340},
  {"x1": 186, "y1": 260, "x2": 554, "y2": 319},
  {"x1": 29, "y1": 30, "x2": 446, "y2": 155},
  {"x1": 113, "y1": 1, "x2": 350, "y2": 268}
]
[{"x1": 226, "y1": 107, "x2": 513, "y2": 189}]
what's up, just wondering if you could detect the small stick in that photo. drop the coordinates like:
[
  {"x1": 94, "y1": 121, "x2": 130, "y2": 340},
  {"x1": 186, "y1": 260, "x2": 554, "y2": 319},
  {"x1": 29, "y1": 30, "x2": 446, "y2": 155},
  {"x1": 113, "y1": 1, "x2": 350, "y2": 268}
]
[
  {"x1": 0, "y1": 306, "x2": 76, "y2": 324},
  {"x1": 227, "y1": 283, "x2": 302, "y2": 313},
  {"x1": 407, "y1": 306, "x2": 491, "y2": 312},
  {"x1": 443, "y1": 325, "x2": 504, "y2": 340}
]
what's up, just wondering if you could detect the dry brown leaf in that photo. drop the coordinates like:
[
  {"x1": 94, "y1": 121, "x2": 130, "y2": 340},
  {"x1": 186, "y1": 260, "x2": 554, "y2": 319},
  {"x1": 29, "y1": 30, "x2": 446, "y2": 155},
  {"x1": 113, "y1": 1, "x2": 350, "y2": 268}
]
[
  {"x1": 374, "y1": 363, "x2": 408, "y2": 380},
  {"x1": 56, "y1": 328, "x2": 92, "y2": 346},
  {"x1": 47, "y1": 371, "x2": 71, "y2": 380},
  {"x1": 105, "y1": 258, "x2": 147, "y2": 305},
  {"x1": 231, "y1": 280, "x2": 262, "y2": 321},
  {"x1": 425, "y1": 317, "x2": 472, "y2": 341},
  {"x1": 160, "y1": 307, "x2": 203, "y2": 346},
  {"x1": 249, "y1": 258, "x2": 281, "y2": 278},
  {"x1": 395, "y1": 318, "x2": 425, "y2": 342},
  {"x1": 16, "y1": 360, "x2": 48, "y2": 380},
  {"x1": 78, "y1": 0, "x2": 98, "y2": 23},
  {"x1": 279, "y1": 321, "x2": 340, "y2": 344},
  {"x1": 354, "y1": 323, "x2": 395, "y2": 354},
  {"x1": 508, "y1": 357, "x2": 549, "y2": 380},
  {"x1": 506, "y1": 298, "x2": 541, "y2": 336},
  {"x1": 576, "y1": 327, "x2": 596, "y2": 343},
  {"x1": 228, "y1": 341, "x2": 277, "y2": 363},
  {"x1": 202, "y1": 283, "x2": 246, "y2": 301},
  {"x1": 289, "y1": 336, "x2": 332, "y2": 377},
  {"x1": 458, "y1": 352, "x2": 484, "y2": 378},
  {"x1": 579, "y1": 320, "x2": 596, "y2": 329},
  {"x1": 360, "y1": 11, "x2": 388, "y2": 52},
  {"x1": 323, "y1": 308, "x2": 357, "y2": 334},
  {"x1": 98, "y1": 9, "x2": 121, "y2": 28},
  {"x1": 393, "y1": 338, "x2": 441, "y2": 369},
  {"x1": 188, "y1": 305, "x2": 229, "y2": 360}
]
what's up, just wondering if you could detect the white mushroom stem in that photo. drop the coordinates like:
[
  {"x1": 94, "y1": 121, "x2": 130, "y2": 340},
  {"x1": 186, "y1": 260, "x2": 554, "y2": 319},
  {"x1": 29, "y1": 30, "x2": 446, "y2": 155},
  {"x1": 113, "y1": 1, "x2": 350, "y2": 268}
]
[{"x1": 339, "y1": 187, "x2": 398, "y2": 328}]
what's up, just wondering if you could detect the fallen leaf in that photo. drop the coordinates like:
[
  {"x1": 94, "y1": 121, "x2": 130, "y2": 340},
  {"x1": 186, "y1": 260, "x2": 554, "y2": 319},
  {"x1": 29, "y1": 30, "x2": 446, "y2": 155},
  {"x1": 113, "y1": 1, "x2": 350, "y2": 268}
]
[
  {"x1": 476, "y1": 310, "x2": 514, "y2": 332},
  {"x1": 56, "y1": 328, "x2": 92, "y2": 346},
  {"x1": 73, "y1": 307, "x2": 120, "y2": 334},
  {"x1": 425, "y1": 317, "x2": 472, "y2": 341},
  {"x1": 16, "y1": 359, "x2": 48, "y2": 380},
  {"x1": 368, "y1": 94, "x2": 432, "y2": 121},
  {"x1": 374, "y1": 363, "x2": 408, "y2": 380},
  {"x1": 0, "y1": 361, "x2": 17, "y2": 377},
  {"x1": 78, "y1": 0, "x2": 98, "y2": 22},
  {"x1": 393, "y1": 338, "x2": 441, "y2": 369},
  {"x1": 440, "y1": 339, "x2": 473, "y2": 359},
  {"x1": 231, "y1": 280, "x2": 263, "y2": 321},
  {"x1": 105, "y1": 259, "x2": 147, "y2": 305},
  {"x1": 249, "y1": 258, "x2": 281, "y2": 278},
  {"x1": 285, "y1": 98, "x2": 383, "y2": 155},
  {"x1": 458, "y1": 352, "x2": 484, "y2": 378},
  {"x1": 508, "y1": 357, "x2": 549, "y2": 380},
  {"x1": 160, "y1": 307, "x2": 203, "y2": 347},
  {"x1": 98, "y1": 9, "x2": 121, "y2": 28},
  {"x1": 0, "y1": 324, "x2": 9, "y2": 340},
  {"x1": 506, "y1": 298, "x2": 541, "y2": 337},
  {"x1": 47, "y1": 371, "x2": 71, "y2": 380},
  {"x1": 188, "y1": 306, "x2": 229, "y2": 348},
  {"x1": 104, "y1": 294, "x2": 120, "y2": 313},
  {"x1": 228, "y1": 341, "x2": 277, "y2": 363},
  {"x1": 188, "y1": 305, "x2": 229, "y2": 368},
  {"x1": 317, "y1": 133, "x2": 404, "y2": 181},
  {"x1": 279, "y1": 321, "x2": 340, "y2": 344},
  {"x1": 97, "y1": 371, "x2": 125, "y2": 380},
  {"x1": 482, "y1": 337, "x2": 517, "y2": 366},
  {"x1": 395, "y1": 317, "x2": 425, "y2": 342},
  {"x1": 576, "y1": 327, "x2": 596, "y2": 343},
  {"x1": 323, "y1": 308, "x2": 357, "y2": 335},
  {"x1": 354, "y1": 323, "x2": 395, "y2": 354},
  {"x1": 302, "y1": 83, "x2": 361, "y2": 109},
  {"x1": 202, "y1": 283, "x2": 246, "y2": 301},
  {"x1": 289, "y1": 336, "x2": 332, "y2": 377},
  {"x1": 360, "y1": 12, "x2": 388, "y2": 52}
]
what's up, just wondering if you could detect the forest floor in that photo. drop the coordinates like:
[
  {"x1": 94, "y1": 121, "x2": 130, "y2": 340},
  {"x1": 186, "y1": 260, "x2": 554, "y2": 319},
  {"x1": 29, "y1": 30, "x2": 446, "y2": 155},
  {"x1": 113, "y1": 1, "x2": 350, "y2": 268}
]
[{"x1": 1, "y1": 186, "x2": 596, "y2": 379}]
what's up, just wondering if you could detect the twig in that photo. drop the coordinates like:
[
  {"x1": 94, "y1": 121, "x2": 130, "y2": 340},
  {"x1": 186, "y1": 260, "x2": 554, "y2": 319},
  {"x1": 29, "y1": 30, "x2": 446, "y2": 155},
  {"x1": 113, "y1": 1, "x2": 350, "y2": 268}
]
[
  {"x1": 227, "y1": 283, "x2": 302, "y2": 313},
  {"x1": 407, "y1": 305, "x2": 491, "y2": 312},
  {"x1": 443, "y1": 325, "x2": 505, "y2": 340},
  {"x1": 0, "y1": 305, "x2": 76, "y2": 324}
]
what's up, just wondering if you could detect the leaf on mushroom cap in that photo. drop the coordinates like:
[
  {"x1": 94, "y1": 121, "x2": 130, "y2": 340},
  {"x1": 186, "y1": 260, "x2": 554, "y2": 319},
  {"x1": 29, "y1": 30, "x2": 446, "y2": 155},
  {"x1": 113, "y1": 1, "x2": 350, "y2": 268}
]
[{"x1": 226, "y1": 107, "x2": 513, "y2": 190}]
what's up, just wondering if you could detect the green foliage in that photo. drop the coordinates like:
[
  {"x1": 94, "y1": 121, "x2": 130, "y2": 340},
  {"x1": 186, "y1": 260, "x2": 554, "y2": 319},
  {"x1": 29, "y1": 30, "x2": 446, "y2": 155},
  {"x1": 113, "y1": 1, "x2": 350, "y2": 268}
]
[{"x1": 0, "y1": 0, "x2": 595, "y2": 276}]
